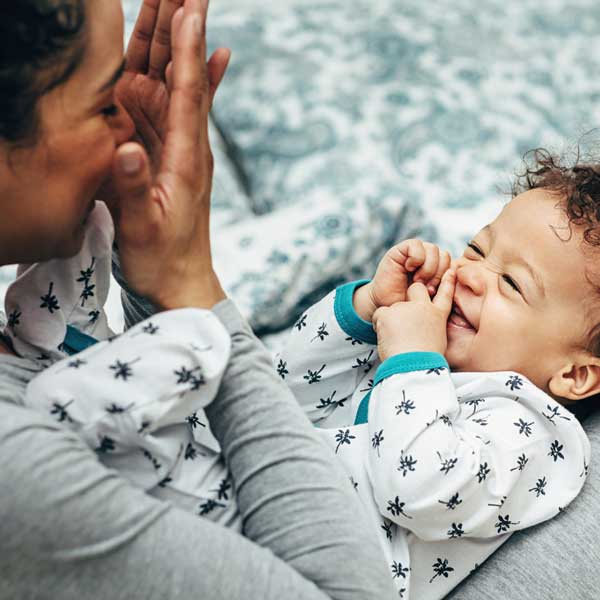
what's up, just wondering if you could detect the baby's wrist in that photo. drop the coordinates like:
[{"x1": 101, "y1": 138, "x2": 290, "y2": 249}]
[{"x1": 353, "y1": 282, "x2": 378, "y2": 322}]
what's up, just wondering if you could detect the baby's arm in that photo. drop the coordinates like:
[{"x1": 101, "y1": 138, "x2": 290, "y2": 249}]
[
  {"x1": 363, "y1": 360, "x2": 590, "y2": 541},
  {"x1": 275, "y1": 281, "x2": 379, "y2": 426},
  {"x1": 25, "y1": 309, "x2": 231, "y2": 489}
]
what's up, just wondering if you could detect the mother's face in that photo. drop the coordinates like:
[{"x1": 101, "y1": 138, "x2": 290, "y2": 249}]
[{"x1": 0, "y1": 0, "x2": 134, "y2": 265}]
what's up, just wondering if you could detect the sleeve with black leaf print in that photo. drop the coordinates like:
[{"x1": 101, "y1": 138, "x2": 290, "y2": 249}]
[
  {"x1": 24, "y1": 309, "x2": 231, "y2": 491},
  {"x1": 275, "y1": 280, "x2": 381, "y2": 428},
  {"x1": 357, "y1": 355, "x2": 591, "y2": 542}
]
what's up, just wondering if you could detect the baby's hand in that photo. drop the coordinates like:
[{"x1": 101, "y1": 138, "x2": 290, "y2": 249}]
[
  {"x1": 372, "y1": 269, "x2": 456, "y2": 361},
  {"x1": 354, "y1": 239, "x2": 451, "y2": 322}
]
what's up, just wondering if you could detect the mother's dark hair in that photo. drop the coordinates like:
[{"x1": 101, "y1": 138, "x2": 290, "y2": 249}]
[{"x1": 0, "y1": 0, "x2": 86, "y2": 145}]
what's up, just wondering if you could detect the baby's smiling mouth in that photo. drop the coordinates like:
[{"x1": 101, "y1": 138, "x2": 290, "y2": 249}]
[{"x1": 448, "y1": 302, "x2": 476, "y2": 331}]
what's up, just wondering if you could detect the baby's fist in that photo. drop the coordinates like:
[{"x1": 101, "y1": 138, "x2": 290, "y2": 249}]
[
  {"x1": 372, "y1": 270, "x2": 456, "y2": 361},
  {"x1": 354, "y1": 239, "x2": 451, "y2": 322}
]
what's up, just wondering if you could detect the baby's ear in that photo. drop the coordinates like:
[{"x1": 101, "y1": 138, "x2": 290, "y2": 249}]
[{"x1": 549, "y1": 353, "x2": 600, "y2": 401}]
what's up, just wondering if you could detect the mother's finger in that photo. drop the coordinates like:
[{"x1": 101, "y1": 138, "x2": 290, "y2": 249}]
[
  {"x1": 207, "y1": 48, "x2": 231, "y2": 107},
  {"x1": 125, "y1": 0, "x2": 160, "y2": 73},
  {"x1": 148, "y1": 0, "x2": 185, "y2": 80},
  {"x1": 164, "y1": 12, "x2": 210, "y2": 177}
]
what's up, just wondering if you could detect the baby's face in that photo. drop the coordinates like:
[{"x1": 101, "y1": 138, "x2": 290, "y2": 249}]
[{"x1": 446, "y1": 188, "x2": 597, "y2": 393}]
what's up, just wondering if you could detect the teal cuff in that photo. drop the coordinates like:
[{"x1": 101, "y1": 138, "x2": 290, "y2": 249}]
[
  {"x1": 354, "y1": 352, "x2": 448, "y2": 425},
  {"x1": 62, "y1": 325, "x2": 100, "y2": 356},
  {"x1": 334, "y1": 280, "x2": 377, "y2": 345}
]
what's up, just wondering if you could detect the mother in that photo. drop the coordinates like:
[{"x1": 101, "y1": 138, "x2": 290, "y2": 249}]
[{"x1": 0, "y1": 1, "x2": 395, "y2": 598}]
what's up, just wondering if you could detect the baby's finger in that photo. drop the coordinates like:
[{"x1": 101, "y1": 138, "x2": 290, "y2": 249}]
[
  {"x1": 413, "y1": 243, "x2": 440, "y2": 285},
  {"x1": 407, "y1": 281, "x2": 431, "y2": 303},
  {"x1": 426, "y1": 250, "x2": 452, "y2": 295},
  {"x1": 432, "y1": 269, "x2": 456, "y2": 315},
  {"x1": 402, "y1": 239, "x2": 426, "y2": 272}
]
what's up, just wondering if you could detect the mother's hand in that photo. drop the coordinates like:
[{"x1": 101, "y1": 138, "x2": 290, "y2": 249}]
[
  {"x1": 112, "y1": 0, "x2": 229, "y2": 310},
  {"x1": 115, "y1": 0, "x2": 230, "y2": 173}
]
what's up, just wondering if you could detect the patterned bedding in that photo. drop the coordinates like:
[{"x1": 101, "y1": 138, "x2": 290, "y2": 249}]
[{"x1": 2, "y1": 0, "x2": 599, "y2": 337}]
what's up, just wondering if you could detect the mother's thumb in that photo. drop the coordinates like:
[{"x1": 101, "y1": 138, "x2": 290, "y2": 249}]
[{"x1": 112, "y1": 142, "x2": 152, "y2": 218}]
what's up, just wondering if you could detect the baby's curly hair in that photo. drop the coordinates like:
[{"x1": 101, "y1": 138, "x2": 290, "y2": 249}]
[{"x1": 512, "y1": 147, "x2": 600, "y2": 246}]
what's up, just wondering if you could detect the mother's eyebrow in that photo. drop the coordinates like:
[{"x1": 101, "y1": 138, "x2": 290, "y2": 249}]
[{"x1": 97, "y1": 58, "x2": 126, "y2": 94}]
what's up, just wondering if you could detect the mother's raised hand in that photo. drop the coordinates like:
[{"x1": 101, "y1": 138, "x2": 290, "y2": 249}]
[{"x1": 112, "y1": 0, "x2": 227, "y2": 310}]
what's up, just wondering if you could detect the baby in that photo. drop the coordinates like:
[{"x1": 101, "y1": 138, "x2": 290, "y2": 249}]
[{"x1": 9, "y1": 151, "x2": 595, "y2": 599}]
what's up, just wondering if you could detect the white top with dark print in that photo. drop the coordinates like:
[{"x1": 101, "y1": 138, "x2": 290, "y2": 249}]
[{"x1": 275, "y1": 280, "x2": 591, "y2": 599}]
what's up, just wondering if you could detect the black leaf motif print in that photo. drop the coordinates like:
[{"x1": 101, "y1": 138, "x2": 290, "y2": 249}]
[
  {"x1": 77, "y1": 258, "x2": 96, "y2": 307},
  {"x1": 510, "y1": 453, "x2": 529, "y2": 472},
  {"x1": 198, "y1": 498, "x2": 225, "y2": 516},
  {"x1": 495, "y1": 514, "x2": 520, "y2": 533},
  {"x1": 397, "y1": 452, "x2": 417, "y2": 477},
  {"x1": 542, "y1": 404, "x2": 571, "y2": 425},
  {"x1": 381, "y1": 519, "x2": 393, "y2": 541},
  {"x1": 514, "y1": 418, "x2": 534, "y2": 437},
  {"x1": 395, "y1": 390, "x2": 415, "y2": 415},
  {"x1": 429, "y1": 558, "x2": 454, "y2": 583},
  {"x1": 276, "y1": 359, "x2": 289, "y2": 379},
  {"x1": 77, "y1": 258, "x2": 96, "y2": 284},
  {"x1": 158, "y1": 476, "x2": 173, "y2": 488},
  {"x1": 109, "y1": 358, "x2": 140, "y2": 381},
  {"x1": 40, "y1": 282, "x2": 60, "y2": 314},
  {"x1": 211, "y1": 478, "x2": 232, "y2": 501},
  {"x1": 352, "y1": 350, "x2": 374, "y2": 374},
  {"x1": 88, "y1": 309, "x2": 100, "y2": 324},
  {"x1": 477, "y1": 462, "x2": 491, "y2": 483},
  {"x1": 391, "y1": 561, "x2": 410, "y2": 579},
  {"x1": 106, "y1": 402, "x2": 133, "y2": 414},
  {"x1": 440, "y1": 414, "x2": 453, "y2": 427},
  {"x1": 488, "y1": 496, "x2": 507, "y2": 508},
  {"x1": 174, "y1": 366, "x2": 205, "y2": 391},
  {"x1": 294, "y1": 314, "x2": 307, "y2": 331},
  {"x1": 186, "y1": 411, "x2": 206, "y2": 429},
  {"x1": 438, "y1": 493, "x2": 462, "y2": 510},
  {"x1": 310, "y1": 322, "x2": 329, "y2": 342},
  {"x1": 304, "y1": 364, "x2": 326, "y2": 384},
  {"x1": 79, "y1": 281, "x2": 96, "y2": 307},
  {"x1": 464, "y1": 397, "x2": 485, "y2": 416},
  {"x1": 371, "y1": 429, "x2": 384, "y2": 457},
  {"x1": 7, "y1": 309, "x2": 21, "y2": 330},
  {"x1": 505, "y1": 375, "x2": 524, "y2": 391},
  {"x1": 548, "y1": 440, "x2": 565, "y2": 462},
  {"x1": 185, "y1": 443, "x2": 198, "y2": 460},
  {"x1": 344, "y1": 335, "x2": 363, "y2": 346},
  {"x1": 528, "y1": 477, "x2": 547, "y2": 498},
  {"x1": 96, "y1": 436, "x2": 115, "y2": 453},
  {"x1": 142, "y1": 449, "x2": 161, "y2": 470},
  {"x1": 334, "y1": 429, "x2": 355, "y2": 453},
  {"x1": 427, "y1": 367, "x2": 446, "y2": 375},
  {"x1": 50, "y1": 400, "x2": 74, "y2": 423},
  {"x1": 359, "y1": 379, "x2": 373, "y2": 393},
  {"x1": 142, "y1": 322, "x2": 159, "y2": 335},
  {"x1": 317, "y1": 390, "x2": 344, "y2": 410},
  {"x1": 386, "y1": 496, "x2": 413, "y2": 519},
  {"x1": 447, "y1": 522, "x2": 464, "y2": 539},
  {"x1": 437, "y1": 452, "x2": 458, "y2": 475},
  {"x1": 349, "y1": 476, "x2": 359, "y2": 491}
]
